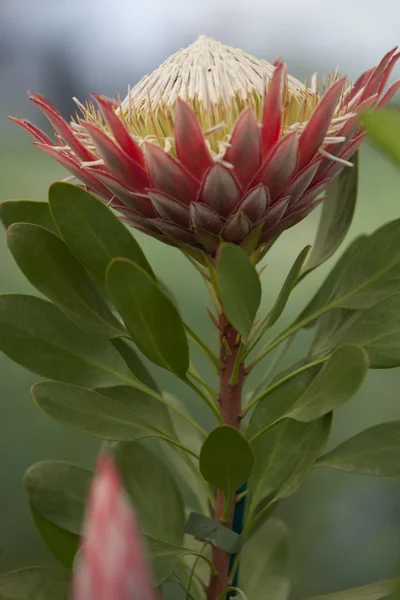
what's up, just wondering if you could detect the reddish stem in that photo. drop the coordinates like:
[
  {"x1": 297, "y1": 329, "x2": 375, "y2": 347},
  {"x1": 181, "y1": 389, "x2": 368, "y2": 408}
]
[{"x1": 206, "y1": 314, "x2": 244, "y2": 600}]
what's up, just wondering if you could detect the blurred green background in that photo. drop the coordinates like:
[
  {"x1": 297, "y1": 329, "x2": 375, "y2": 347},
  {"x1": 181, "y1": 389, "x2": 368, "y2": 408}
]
[{"x1": 1, "y1": 1, "x2": 400, "y2": 598}]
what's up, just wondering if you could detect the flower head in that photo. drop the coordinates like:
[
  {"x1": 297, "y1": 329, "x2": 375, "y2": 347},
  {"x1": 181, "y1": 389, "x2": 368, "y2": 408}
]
[
  {"x1": 72, "y1": 452, "x2": 156, "y2": 600},
  {"x1": 13, "y1": 37, "x2": 400, "y2": 258}
]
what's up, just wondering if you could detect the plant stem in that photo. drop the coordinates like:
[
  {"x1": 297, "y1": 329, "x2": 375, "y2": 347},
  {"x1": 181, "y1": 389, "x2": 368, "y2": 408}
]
[{"x1": 206, "y1": 314, "x2": 245, "y2": 600}]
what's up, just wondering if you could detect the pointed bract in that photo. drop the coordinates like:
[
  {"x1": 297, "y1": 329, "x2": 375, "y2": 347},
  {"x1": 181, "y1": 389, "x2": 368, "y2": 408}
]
[
  {"x1": 260, "y1": 131, "x2": 298, "y2": 195},
  {"x1": 239, "y1": 184, "x2": 269, "y2": 222},
  {"x1": 261, "y1": 60, "x2": 286, "y2": 157},
  {"x1": 145, "y1": 143, "x2": 199, "y2": 204},
  {"x1": 223, "y1": 108, "x2": 262, "y2": 190},
  {"x1": 29, "y1": 93, "x2": 94, "y2": 161},
  {"x1": 222, "y1": 211, "x2": 251, "y2": 243},
  {"x1": 149, "y1": 192, "x2": 190, "y2": 227},
  {"x1": 298, "y1": 77, "x2": 346, "y2": 170},
  {"x1": 93, "y1": 94, "x2": 146, "y2": 168},
  {"x1": 82, "y1": 121, "x2": 150, "y2": 192},
  {"x1": 189, "y1": 202, "x2": 224, "y2": 234},
  {"x1": 200, "y1": 164, "x2": 242, "y2": 216},
  {"x1": 175, "y1": 98, "x2": 213, "y2": 181}
]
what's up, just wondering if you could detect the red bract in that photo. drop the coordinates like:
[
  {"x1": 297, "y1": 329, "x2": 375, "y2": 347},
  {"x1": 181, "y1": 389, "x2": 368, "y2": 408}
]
[
  {"x1": 71, "y1": 453, "x2": 157, "y2": 600},
  {"x1": 12, "y1": 37, "x2": 400, "y2": 258}
]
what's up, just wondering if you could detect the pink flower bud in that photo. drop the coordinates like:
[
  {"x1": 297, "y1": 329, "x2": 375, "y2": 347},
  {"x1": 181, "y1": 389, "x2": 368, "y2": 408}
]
[{"x1": 72, "y1": 452, "x2": 157, "y2": 600}]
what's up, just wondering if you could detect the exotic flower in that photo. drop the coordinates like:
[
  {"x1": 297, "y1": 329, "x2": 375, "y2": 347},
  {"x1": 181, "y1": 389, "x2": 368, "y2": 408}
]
[
  {"x1": 13, "y1": 36, "x2": 400, "y2": 257},
  {"x1": 72, "y1": 453, "x2": 156, "y2": 600}
]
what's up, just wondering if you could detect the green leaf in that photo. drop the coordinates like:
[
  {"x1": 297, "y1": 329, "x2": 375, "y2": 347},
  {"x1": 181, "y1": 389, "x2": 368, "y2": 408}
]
[
  {"x1": 30, "y1": 502, "x2": 79, "y2": 570},
  {"x1": 241, "y1": 518, "x2": 290, "y2": 600},
  {"x1": 144, "y1": 536, "x2": 204, "y2": 586},
  {"x1": 106, "y1": 258, "x2": 189, "y2": 376},
  {"x1": 249, "y1": 360, "x2": 323, "y2": 431},
  {"x1": 217, "y1": 244, "x2": 262, "y2": 340},
  {"x1": 0, "y1": 200, "x2": 59, "y2": 234},
  {"x1": 0, "y1": 567, "x2": 69, "y2": 600},
  {"x1": 162, "y1": 394, "x2": 210, "y2": 515},
  {"x1": 247, "y1": 415, "x2": 331, "y2": 518},
  {"x1": 0, "y1": 294, "x2": 135, "y2": 387},
  {"x1": 316, "y1": 422, "x2": 400, "y2": 475},
  {"x1": 287, "y1": 345, "x2": 368, "y2": 422},
  {"x1": 111, "y1": 441, "x2": 185, "y2": 545},
  {"x1": 32, "y1": 381, "x2": 177, "y2": 443},
  {"x1": 199, "y1": 426, "x2": 254, "y2": 505},
  {"x1": 111, "y1": 337, "x2": 160, "y2": 393},
  {"x1": 330, "y1": 219, "x2": 400, "y2": 310},
  {"x1": 268, "y1": 245, "x2": 311, "y2": 327},
  {"x1": 24, "y1": 461, "x2": 92, "y2": 535},
  {"x1": 7, "y1": 223, "x2": 124, "y2": 337},
  {"x1": 336, "y1": 293, "x2": 400, "y2": 368},
  {"x1": 303, "y1": 578, "x2": 400, "y2": 600},
  {"x1": 310, "y1": 308, "x2": 359, "y2": 357},
  {"x1": 301, "y1": 151, "x2": 358, "y2": 276},
  {"x1": 49, "y1": 182, "x2": 154, "y2": 281},
  {"x1": 361, "y1": 108, "x2": 400, "y2": 164},
  {"x1": 299, "y1": 236, "x2": 367, "y2": 327},
  {"x1": 268, "y1": 416, "x2": 332, "y2": 503}
]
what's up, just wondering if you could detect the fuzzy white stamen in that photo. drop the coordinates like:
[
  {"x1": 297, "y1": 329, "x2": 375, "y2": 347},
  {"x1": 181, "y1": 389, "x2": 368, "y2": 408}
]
[{"x1": 120, "y1": 35, "x2": 309, "y2": 114}]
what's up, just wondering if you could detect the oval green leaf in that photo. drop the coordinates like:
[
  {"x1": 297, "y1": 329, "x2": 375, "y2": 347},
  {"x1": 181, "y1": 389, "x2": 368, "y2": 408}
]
[
  {"x1": 162, "y1": 394, "x2": 210, "y2": 515},
  {"x1": 299, "y1": 235, "x2": 367, "y2": 327},
  {"x1": 241, "y1": 518, "x2": 290, "y2": 600},
  {"x1": 268, "y1": 245, "x2": 311, "y2": 327},
  {"x1": 310, "y1": 308, "x2": 359, "y2": 357},
  {"x1": 106, "y1": 258, "x2": 189, "y2": 376},
  {"x1": 248, "y1": 359, "x2": 323, "y2": 432},
  {"x1": 361, "y1": 108, "x2": 400, "y2": 165},
  {"x1": 144, "y1": 536, "x2": 199, "y2": 586},
  {"x1": 49, "y1": 182, "x2": 154, "y2": 281},
  {"x1": 287, "y1": 345, "x2": 369, "y2": 422},
  {"x1": 301, "y1": 151, "x2": 358, "y2": 277},
  {"x1": 111, "y1": 441, "x2": 185, "y2": 545},
  {"x1": 199, "y1": 426, "x2": 254, "y2": 503},
  {"x1": 0, "y1": 294, "x2": 135, "y2": 387},
  {"x1": 7, "y1": 223, "x2": 124, "y2": 337},
  {"x1": 32, "y1": 381, "x2": 176, "y2": 442},
  {"x1": 24, "y1": 461, "x2": 92, "y2": 535},
  {"x1": 0, "y1": 199, "x2": 59, "y2": 234},
  {"x1": 336, "y1": 293, "x2": 400, "y2": 367},
  {"x1": 111, "y1": 337, "x2": 160, "y2": 393},
  {"x1": 30, "y1": 502, "x2": 79, "y2": 570},
  {"x1": 330, "y1": 218, "x2": 400, "y2": 310},
  {"x1": 217, "y1": 244, "x2": 262, "y2": 341},
  {"x1": 248, "y1": 415, "x2": 331, "y2": 518},
  {"x1": 0, "y1": 567, "x2": 70, "y2": 600},
  {"x1": 317, "y1": 422, "x2": 400, "y2": 475}
]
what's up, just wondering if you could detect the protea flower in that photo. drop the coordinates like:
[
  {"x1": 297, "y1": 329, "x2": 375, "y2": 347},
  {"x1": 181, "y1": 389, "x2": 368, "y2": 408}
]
[
  {"x1": 12, "y1": 36, "x2": 400, "y2": 258},
  {"x1": 72, "y1": 452, "x2": 156, "y2": 600}
]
